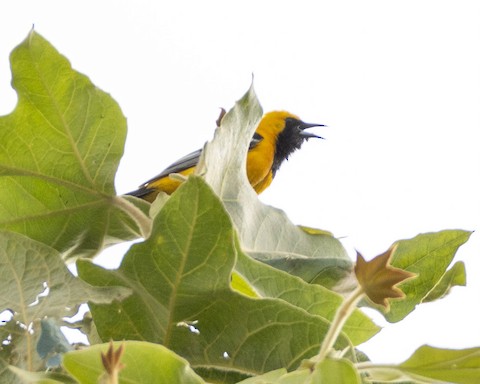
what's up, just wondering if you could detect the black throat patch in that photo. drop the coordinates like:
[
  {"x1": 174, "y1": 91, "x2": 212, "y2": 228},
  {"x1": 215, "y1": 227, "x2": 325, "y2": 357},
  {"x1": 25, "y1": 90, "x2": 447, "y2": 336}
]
[{"x1": 271, "y1": 118, "x2": 308, "y2": 178}]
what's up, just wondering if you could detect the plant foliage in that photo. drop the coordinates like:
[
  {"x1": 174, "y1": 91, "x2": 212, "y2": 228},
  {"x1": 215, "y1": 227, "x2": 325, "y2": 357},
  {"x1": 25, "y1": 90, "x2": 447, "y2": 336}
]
[{"x1": 0, "y1": 31, "x2": 476, "y2": 384}]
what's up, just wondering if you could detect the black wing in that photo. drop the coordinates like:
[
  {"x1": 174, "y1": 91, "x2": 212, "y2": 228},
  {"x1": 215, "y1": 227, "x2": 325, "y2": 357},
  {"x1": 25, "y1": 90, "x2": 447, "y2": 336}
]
[
  {"x1": 143, "y1": 148, "x2": 203, "y2": 185},
  {"x1": 249, "y1": 132, "x2": 263, "y2": 150},
  {"x1": 141, "y1": 132, "x2": 263, "y2": 186}
]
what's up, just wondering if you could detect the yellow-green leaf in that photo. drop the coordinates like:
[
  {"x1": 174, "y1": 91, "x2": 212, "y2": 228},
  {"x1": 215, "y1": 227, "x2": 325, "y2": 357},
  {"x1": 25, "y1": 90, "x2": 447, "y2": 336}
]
[
  {"x1": 362, "y1": 345, "x2": 480, "y2": 383},
  {"x1": 77, "y1": 177, "x2": 353, "y2": 381},
  {"x1": 399, "y1": 345, "x2": 480, "y2": 384},
  {"x1": 63, "y1": 341, "x2": 205, "y2": 384},
  {"x1": 0, "y1": 31, "x2": 148, "y2": 258},
  {"x1": 387, "y1": 230, "x2": 472, "y2": 322}
]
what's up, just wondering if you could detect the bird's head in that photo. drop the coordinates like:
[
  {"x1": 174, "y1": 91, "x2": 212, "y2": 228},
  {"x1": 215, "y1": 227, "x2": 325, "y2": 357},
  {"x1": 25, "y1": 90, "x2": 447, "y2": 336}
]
[
  {"x1": 256, "y1": 111, "x2": 324, "y2": 141},
  {"x1": 257, "y1": 110, "x2": 325, "y2": 176},
  {"x1": 256, "y1": 111, "x2": 324, "y2": 145}
]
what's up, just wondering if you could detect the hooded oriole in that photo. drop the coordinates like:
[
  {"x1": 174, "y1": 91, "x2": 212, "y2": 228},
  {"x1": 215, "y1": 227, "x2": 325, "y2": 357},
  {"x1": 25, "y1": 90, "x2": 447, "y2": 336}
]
[{"x1": 127, "y1": 111, "x2": 323, "y2": 202}]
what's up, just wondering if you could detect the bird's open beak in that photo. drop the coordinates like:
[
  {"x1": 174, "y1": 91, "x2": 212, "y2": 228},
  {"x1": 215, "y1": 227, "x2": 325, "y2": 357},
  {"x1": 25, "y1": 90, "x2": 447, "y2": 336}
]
[{"x1": 299, "y1": 122, "x2": 325, "y2": 139}]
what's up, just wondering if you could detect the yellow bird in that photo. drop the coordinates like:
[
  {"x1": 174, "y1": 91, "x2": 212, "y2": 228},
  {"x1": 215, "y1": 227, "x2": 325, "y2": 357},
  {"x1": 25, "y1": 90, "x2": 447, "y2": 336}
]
[{"x1": 127, "y1": 111, "x2": 324, "y2": 202}]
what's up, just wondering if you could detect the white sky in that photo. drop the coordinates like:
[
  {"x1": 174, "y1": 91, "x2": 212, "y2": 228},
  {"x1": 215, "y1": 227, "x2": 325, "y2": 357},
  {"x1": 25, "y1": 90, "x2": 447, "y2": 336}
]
[{"x1": 1, "y1": 0, "x2": 480, "y2": 365}]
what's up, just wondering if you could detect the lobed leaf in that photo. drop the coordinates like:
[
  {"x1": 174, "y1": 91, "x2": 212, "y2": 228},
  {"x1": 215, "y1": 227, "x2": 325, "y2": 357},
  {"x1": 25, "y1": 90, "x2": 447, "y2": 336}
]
[
  {"x1": 199, "y1": 84, "x2": 352, "y2": 288},
  {"x1": 386, "y1": 230, "x2": 472, "y2": 322},
  {"x1": 0, "y1": 231, "x2": 130, "y2": 372},
  {"x1": 77, "y1": 177, "x2": 354, "y2": 381},
  {"x1": 354, "y1": 247, "x2": 415, "y2": 310},
  {"x1": 0, "y1": 31, "x2": 148, "y2": 259},
  {"x1": 0, "y1": 231, "x2": 130, "y2": 321}
]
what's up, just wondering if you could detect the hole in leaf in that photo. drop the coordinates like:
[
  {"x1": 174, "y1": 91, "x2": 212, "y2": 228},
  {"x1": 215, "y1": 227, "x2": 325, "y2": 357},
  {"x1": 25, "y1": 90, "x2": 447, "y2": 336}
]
[{"x1": 28, "y1": 282, "x2": 50, "y2": 307}]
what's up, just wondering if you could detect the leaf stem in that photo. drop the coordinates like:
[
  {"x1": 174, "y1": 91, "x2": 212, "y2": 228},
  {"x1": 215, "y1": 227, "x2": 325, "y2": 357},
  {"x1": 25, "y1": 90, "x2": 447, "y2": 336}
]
[
  {"x1": 112, "y1": 196, "x2": 152, "y2": 239},
  {"x1": 315, "y1": 285, "x2": 365, "y2": 364}
]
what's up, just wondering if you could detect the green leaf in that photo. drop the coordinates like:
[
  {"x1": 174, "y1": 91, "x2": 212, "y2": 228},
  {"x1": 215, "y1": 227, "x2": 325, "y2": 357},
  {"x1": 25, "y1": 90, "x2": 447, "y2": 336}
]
[
  {"x1": 236, "y1": 368, "x2": 288, "y2": 384},
  {"x1": 310, "y1": 358, "x2": 361, "y2": 383},
  {"x1": 8, "y1": 366, "x2": 75, "y2": 384},
  {"x1": 423, "y1": 261, "x2": 466, "y2": 303},
  {"x1": 0, "y1": 31, "x2": 148, "y2": 258},
  {"x1": 234, "y1": 246, "x2": 379, "y2": 346},
  {"x1": 199, "y1": 84, "x2": 351, "y2": 288},
  {"x1": 364, "y1": 345, "x2": 480, "y2": 384},
  {"x1": 399, "y1": 345, "x2": 480, "y2": 384},
  {"x1": 386, "y1": 230, "x2": 472, "y2": 322},
  {"x1": 77, "y1": 177, "x2": 352, "y2": 381},
  {"x1": 0, "y1": 358, "x2": 21, "y2": 384},
  {"x1": 0, "y1": 231, "x2": 130, "y2": 371},
  {"x1": 241, "y1": 369, "x2": 311, "y2": 384},
  {"x1": 237, "y1": 359, "x2": 361, "y2": 384},
  {"x1": 0, "y1": 231, "x2": 130, "y2": 321},
  {"x1": 63, "y1": 341, "x2": 205, "y2": 384}
]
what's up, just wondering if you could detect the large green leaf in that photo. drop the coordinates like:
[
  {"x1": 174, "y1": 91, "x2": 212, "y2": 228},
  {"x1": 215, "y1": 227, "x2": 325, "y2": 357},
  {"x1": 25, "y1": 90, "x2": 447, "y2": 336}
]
[
  {"x1": 361, "y1": 345, "x2": 480, "y2": 384},
  {"x1": 386, "y1": 230, "x2": 472, "y2": 322},
  {"x1": 399, "y1": 345, "x2": 480, "y2": 384},
  {"x1": 0, "y1": 231, "x2": 130, "y2": 374},
  {"x1": 198, "y1": 85, "x2": 352, "y2": 288},
  {"x1": 234, "y1": 247, "x2": 379, "y2": 346},
  {"x1": 63, "y1": 341, "x2": 205, "y2": 384},
  {"x1": 0, "y1": 31, "x2": 148, "y2": 258},
  {"x1": 78, "y1": 177, "x2": 355, "y2": 382}
]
